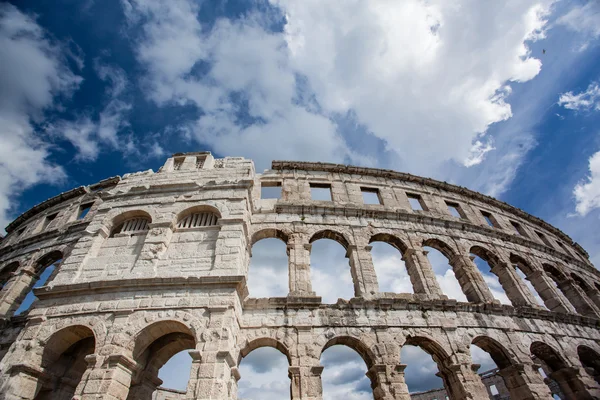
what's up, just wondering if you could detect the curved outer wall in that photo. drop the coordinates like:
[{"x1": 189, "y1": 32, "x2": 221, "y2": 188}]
[{"x1": 0, "y1": 152, "x2": 598, "y2": 400}]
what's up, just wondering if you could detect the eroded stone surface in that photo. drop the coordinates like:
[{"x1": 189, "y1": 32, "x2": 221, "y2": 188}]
[{"x1": 0, "y1": 152, "x2": 598, "y2": 399}]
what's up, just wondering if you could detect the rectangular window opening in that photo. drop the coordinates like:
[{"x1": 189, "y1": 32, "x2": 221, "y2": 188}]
[
  {"x1": 556, "y1": 241, "x2": 571, "y2": 255},
  {"x1": 77, "y1": 203, "x2": 94, "y2": 220},
  {"x1": 445, "y1": 201, "x2": 464, "y2": 219},
  {"x1": 310, "y1": 183, "x2": 332, "y2": 201},
  {"x1": 195, "y1": 156, "x2": 205, "y2": 169},
  {"x1": 42, "y1": 213, "x2": 58, "y2": 231},
  {"x1": 16, "y1": 227, "x2": 26, "y2": 237},
  {"x1": 489, "y1": 384, "x2": 499, "y2": 396},
  {"x1": 510, "y1": 221, "x2": 528, "y2": 237},
  {"x1": 406, "y1": 193, "x2": 425, "y2": 211},
  {"x1": 536, "y1": 231, "x2": 552, "y2": 247},
  {"x1": 480, "y1": 210, "x2": 498, "y2": 228},
  {"x1": 173, "y1": 157, "x2": 184, "y2": 171},
  {"x1": 361, "y1": 187, "x2": 382, "y2": 205},
  {"x1": 261, "y1": 181, "x2": 282, "y2": 199}
]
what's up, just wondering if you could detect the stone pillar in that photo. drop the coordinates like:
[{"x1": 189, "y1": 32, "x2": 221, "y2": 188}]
[
  {"x1": 0, "y1": 364, "x2": 48, "y2": 400},
  {"x1": 496, "y1": 362, "x2": 553, "y2": 399},
  {"x1": 526, "y1": 270, "x2": 572, "y2": 313},
  {"x1": 287, "y1": 235, "x2": 315, "y2": 296},
  {"x1": 289, "y1": 365, "x2": 323, "y2": 400},
  {"x1": 214, "y1": 219, "x2": 248, "y2": 275},
  {"x1": 448, "y1": 254, "x2": 495, "y2": 303},
  {"x1": 130, "y1": 222, "x2": 173, "y2": 276},
  {"x1": 187, "y1": 350, "x2": 236, "y2": 399},
  {"x1": 438, "y1": 360, "x2": 490, "y2": 400},
  {"x1": 0, "y1": 266, "x2": 37, "y2": 317},
  {"x1": 489, "y1": 262, "x2": 538, "y2": 307},
  {"x1": 550, "y1": 366, "x2": 596, "y2": 400},
  {"x1": 75, "y1": 354, "x2": 137, "y2": 400},
  {"x1": 125, "y1": 371, "x2": 162, "y2": 400},
  {"x1": 402, "y1": 248, "x2": 444, "y2": 297},
  {"x1": 367, "y1": 364, "x2": 411, "y2": 400},
  {"x1": 585, "y1": 288, "x2": 600, "y2": 310},
  {"x1": 556, "y1": 279, "x2": 600, "y2": 317},
  {"x1": 346, "y1": 245, "x2": 379, "y2": 298}
]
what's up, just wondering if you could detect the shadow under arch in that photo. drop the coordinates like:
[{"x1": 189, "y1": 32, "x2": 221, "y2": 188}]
[
  {"x1": 128, "y1": 320, "x2": 197, "y2": 400},
  {"x1": 369, "y1": 233, "x2": 408, "y2": 253},
  {"x1": 108, "y1": 209, "x2": 153, "y2": 236},
  {"x1": 404, "y1": 335, "x2": 451, "y2": 365},
  {"x1": 0, "y1": 261, "x2": 20, "y2": 287},
  {"x1": 531, "y1": 341, "x2": 592, "y2": 399},
  {"x1": 321, "y1": 335, "x2": 377, "y2": 369},
  {"x1": 251, "y1": 228, "x2": 289, "y2": 247},
  {"x1": 35, "y1": 325, "x2": 96, "y2": 400},
  {"x1": 309, "y1": 229, "x2": 350, "y2": 250},
  {"x1": 469, "y1": 245, "x2": 501, "y2": 267},
  {"x1": 35, "y1": 250, "x2": 64, "y2": 272},
  {"x1": 471, "y1": 335, "x2": 514, "y2": 369},
  {"x1": 577, "y1": 345, "x2": 600, "y2": 385},
  {"x1": 509, "y1": 254, "x2": 535, "y2": 276}
]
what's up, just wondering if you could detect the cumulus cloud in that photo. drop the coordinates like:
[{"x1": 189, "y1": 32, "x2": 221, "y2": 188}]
[
  {"x1": 558, "y1": 81, "x2": 600, "y2": 112},
  {"x1": 122, "y1": 0, "x2": 552, "y2": 173},
  {"x1": 238, "y1": 347, "x2": 290, "y2": 400},
  {"x1": 572, "y1": 151, "x2": 600, "y2": 216},
  {"x1": 247, "y1": 238, "x2": 289, "y2": 298},
  {"x1": 0, "y1": 3, "x2": 82, "y2": 229}
]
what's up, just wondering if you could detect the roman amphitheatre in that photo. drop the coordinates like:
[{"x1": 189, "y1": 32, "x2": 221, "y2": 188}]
[{"x1": 0, "y1": 151, "x2": 599, "y2": 400}]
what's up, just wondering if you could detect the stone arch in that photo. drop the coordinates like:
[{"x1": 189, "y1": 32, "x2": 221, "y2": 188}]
[
  {"x1": 174, "y1": 204, "x2": 222, "y2": 230},
  {"x1": 170, "y1": 201, "x2": 225, "y2": 224},
  {"x1": 543, "y1": 264, "x2": 567, "y2": 283},
  {"x1": 510, "y1": 254, "x2": 535, "y2": 276},
  {"x1": 471, "y1": 335, "x2": 514, "y2": 369},
  {"x1": 0, "y1": 261, "x2": 20, "y2": 287},
  {"x1": 320, "y1": 335, "x2": 377, "y2": 369},
  {"x1": 470, "y1": 245, "x2": 515, "y2": 305},
  {"x1": 176, "y1": 204, "x2": 222, "y2": 221},
  {"x1": 422, "y1": 238, "x2": 458, "y2": 260},
  {"x1": 369, "y1": 233, "x2": 408, "y2": 253},
  {"x1": 577, "y1": 345, "x2": 600, "y2": 385},
  {"x1": 35, "y1": 325, "x2": 96, "y2": 400},
  {"x1": 103, "y1": 209, "x2": 154, "y2": 235},
  {"x1": 571, "y1": 273, "x2": 592, "y2": 291},
  {"x1": 238, "y1": 337, "x2": 292, "y2": 366},
  {"x1": 250, "y1": 228, "x2": 289, "y2": 246},
  {"x1": 402, "y1": 335, "x2": 451, "y2": 365},
  {"x1": 35, "y1": 250, "x2": 64, "y2": 272},
  {"x1": 531, "y1": 341, "x2": 591, "y2": 399},
  {"x1": 309, "y1": 229, "x2": 351, "y2": 250}
]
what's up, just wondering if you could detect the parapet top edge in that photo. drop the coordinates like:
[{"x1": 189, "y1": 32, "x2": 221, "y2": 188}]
[
  {"x1": 4, "y1": 176, "x2": 121, "y2": 234},
  {"x1": 271, "y1": 160, "x2": 583, "y2": 255}
]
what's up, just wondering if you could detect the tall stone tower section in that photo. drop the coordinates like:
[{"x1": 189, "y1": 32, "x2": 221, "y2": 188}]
[{"x1": 0, "y1": 151, "x2": 597, "y2": 400}]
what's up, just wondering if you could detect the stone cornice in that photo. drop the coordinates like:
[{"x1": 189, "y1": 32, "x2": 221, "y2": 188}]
[
  {"x1": 33, "y1": 275, "x2": 247, "y2": 299},
  {"x1": 273, "y1": 203, "x2": 600, "y2": 279},
  {"x1": 271, "y1": 161, "x2": 588, "y2": 259},
  {"x1": 5, "y1": 177, "x2": 119, "y2": 234},
  {"x1": 0, "y1": 222, "x2": 88, "y2": 259}
]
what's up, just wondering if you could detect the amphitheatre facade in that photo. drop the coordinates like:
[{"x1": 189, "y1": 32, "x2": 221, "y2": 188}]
[{"x1": 0, "y1": 151, "x2": 599, "y2": 400}]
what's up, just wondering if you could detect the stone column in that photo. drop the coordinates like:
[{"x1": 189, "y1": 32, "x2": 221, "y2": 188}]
[
  {"x1": 125, "y1": 371, "x2": 162, "y2": 400},
  {"x1": 130, "y1": 222, "x2": 173, "y2": 276},
  {"x1": 0, "y1": 265, "x2": 38, "y2": 318},
  {"x1": 438, "y1": 360, "x2": 490, "y2": 400},
  {"x1": 0, "y1": 364, "x2": 49, "y2": 400},
  {"x1": 287, "y1": 234, "x2": 315, "y2": 296},
  {"x1": 489, "y1": 261, "x2": 538, "y2": 307},
  {"x1": 550, "y1": 366, "x2": 596, "y2": 400},
  {"x1": 448, "y1": 254, "x2": 495, "y2": 303},
  {"x1": 556, "y1": 279, "x2": 600, "y2": 317},
  {"x1": 75, "y1": 354, "x2": 137, "y2": 400},
  {"x1": 367, "y1": 364, "x2": 411, "y2": 400},
  {"x1": 496, "y1": 362, "x2": 553, "y2": 399},
  {"x1": 402, "y1": 247, "x2": 444, "y2": 297},
  {"x1": 585, "y1": 288, "x2": 600, "y2": 310},
  {"x1": 187, "y1": 350, "x2": 236, "y2": 399},
  {"x1": 526, "y1": 270, "x2": 572, "y2": 313},
  {"x1": 346, "y1": 245, "x2": 379, "y2": 298},
  {"x1": 289, "y1": 365, "x2": 324, "y2": 400}
]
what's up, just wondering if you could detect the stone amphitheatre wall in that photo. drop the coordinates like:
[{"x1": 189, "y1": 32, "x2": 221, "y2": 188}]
[{"x1": 0, "y1": 151, "x2": 598, "y2": 400}]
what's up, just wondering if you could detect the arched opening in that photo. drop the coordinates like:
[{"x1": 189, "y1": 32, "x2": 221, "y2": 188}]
[
  {"x1": 422, "y1": 240, "x2": 467, "y2": 302},
  {"x1": 369, "y1": 234, "x2": 413, "y2": 294},
  {"x1": 175, "y1": 205, "x2": 221, "y2": 230},
  {"x1": 128, "y1": 321, "x2": 196, "y2": 400},
  {"x1": 543, "y1": 265, "x2": 577, "y2": 313},
  {"x1": 531, "y1": 341, "x2": 590, "y2": 399},
  {"x1": 401, "y1": 337, "x2": 450, "y2": 398},
  {"x1": 321, "y1": 337, "x2": 374, "y2": 399},
  {"x1": 309, "y1": 231, "x2": 353, "y2": 303},
  {"x1": 248, "y1": 230, "x2": 289, "y2": 298},
  {"x1": 34, "y1": 325, "x2": 95, "y2": 400},
  {"x1": 578, "y1": 345, "x2": 600, "y2": 385},
  {"x1": 471, "y1": 337, "x2": 517, "y2": 399},
  {"x1": 14, "y1": 251, "x2": 63, "y2": 316},
  {"x1": 571, "y1": 274, "x2": 600, "y2": 309},
  {"x1": 510, "y1": 255, "x2": 547, "y2": 308},
  {"x1": 470, "y1": 247, "x2": 511, "y2": 305},
  {"x1": 0, "y1": 261, "x2": 19, "y2": 289},
  {"x1": 238, "y1": 339, "x2": 291, "y2": 399}
]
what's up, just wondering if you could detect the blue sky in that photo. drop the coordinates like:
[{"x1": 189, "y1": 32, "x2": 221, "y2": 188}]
[{"x1": 2, "y1": 0, "x2": 600, "y2": 397}]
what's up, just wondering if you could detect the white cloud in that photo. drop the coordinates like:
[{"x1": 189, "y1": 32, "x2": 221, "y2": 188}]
[
  {"x1": 557, "y1": 1, "x2": 600, "y2": 44},
  {"x1": 370, "y1": 242, "x2": 413, "y2": 294},
  {"x1": 572, "y1": 150, "x2": 600, "y2": 216},
  {"x1": 424, "y1": 246, "x2": 468, "y2": 302},
  {"x1": 0, "y1": 3, "x2": 82, "y2": 229},
  {"x1": 558, "y1": 81, "x2": 600, "y2": 112},
  {"x1": 123, "y1": 0, "x2": 553, "y2": 173}
]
